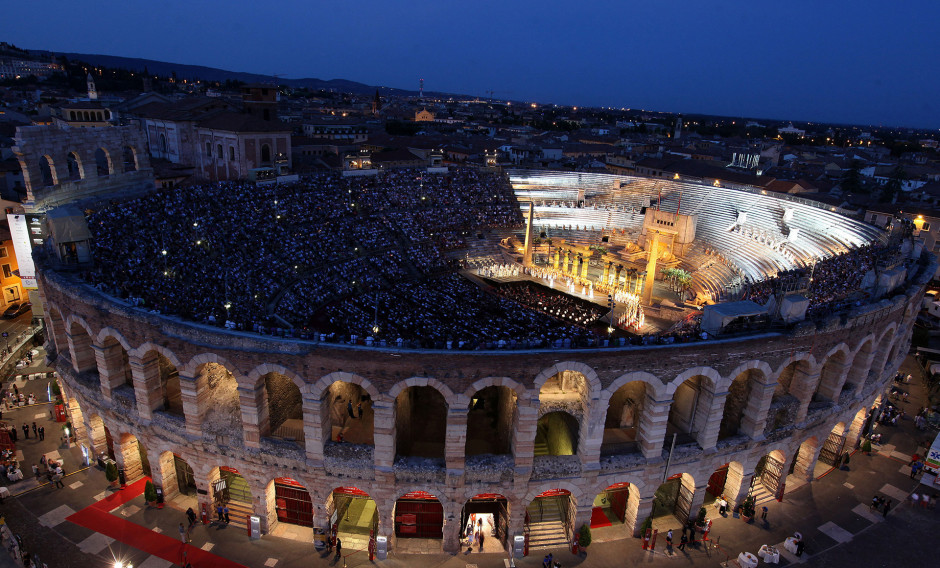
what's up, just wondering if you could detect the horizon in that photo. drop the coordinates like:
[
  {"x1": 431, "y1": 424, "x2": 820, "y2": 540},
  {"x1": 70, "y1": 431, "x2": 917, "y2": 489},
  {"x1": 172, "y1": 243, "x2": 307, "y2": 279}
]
[{"x1": 4, "y1": 1, "x2": 940, "y2": 131}]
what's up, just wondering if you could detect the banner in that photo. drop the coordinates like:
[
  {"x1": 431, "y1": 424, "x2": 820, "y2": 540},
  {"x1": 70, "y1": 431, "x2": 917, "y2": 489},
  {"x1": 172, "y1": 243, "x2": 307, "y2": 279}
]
[{"x1": 7, "y1": 214, "x2": 37, "y2": 289}]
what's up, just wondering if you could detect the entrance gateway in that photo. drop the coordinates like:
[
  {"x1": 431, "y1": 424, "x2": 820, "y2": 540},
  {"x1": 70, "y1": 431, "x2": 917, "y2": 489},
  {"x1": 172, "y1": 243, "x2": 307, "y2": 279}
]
[
  {"x1": 327, "y1": 487, "x2": 378, "y2": 550},
  {"x1": 275, "y1": 477, "x2": 313, "y2": 527},
  {"x1": 461, "y1": 493, "x2": 509, "y2": 549},
  {"x1": 394, "y1": 491, "x2": 444, "y2": 539}
]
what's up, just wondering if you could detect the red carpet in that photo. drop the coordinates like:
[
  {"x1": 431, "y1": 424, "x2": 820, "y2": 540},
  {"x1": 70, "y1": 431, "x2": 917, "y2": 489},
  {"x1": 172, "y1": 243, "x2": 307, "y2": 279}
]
[
  {"x1": 67, "y1": 477, "x2": 248, "y2": 568},
  {"x1": 590, "y1": 507, "x2": 612, "y2": 528}
]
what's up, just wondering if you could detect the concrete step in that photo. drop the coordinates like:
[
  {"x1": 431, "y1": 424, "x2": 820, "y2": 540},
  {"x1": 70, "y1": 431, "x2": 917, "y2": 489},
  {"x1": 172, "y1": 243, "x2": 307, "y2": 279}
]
[{"x1": 527, "y1": 520, "x2": 568, "y2": 549}]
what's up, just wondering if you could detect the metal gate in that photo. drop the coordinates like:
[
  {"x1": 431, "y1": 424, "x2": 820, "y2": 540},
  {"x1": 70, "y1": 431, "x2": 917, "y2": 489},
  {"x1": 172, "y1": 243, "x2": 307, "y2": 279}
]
[
  {"x1": 760, "y1": 455, "x2": 785, "y2": 495},
  {"x1": 674, "y1": 481, "x2": 694, "y2": 524},
  {"x1": 104, "y1": 426, "x2": 115, "y2": 460},
  {"x1": 707, "y1": 464, "x2": 729, "y2": 498},
  {"x1": 275, "y1": 480, "x2": 313, "y2": 527},
  {"x1": 819, "y1": 432, "x2": 847, "y2": 466},
  {"x1": 217, "y1": 467, "x2": 252, "y2": 505},
  {"x1": 395, "y1": 493, "x2": 444, "y2": 539},
  {"x1": 607, "y1": 485, "x2": 630, "y2": 523}
]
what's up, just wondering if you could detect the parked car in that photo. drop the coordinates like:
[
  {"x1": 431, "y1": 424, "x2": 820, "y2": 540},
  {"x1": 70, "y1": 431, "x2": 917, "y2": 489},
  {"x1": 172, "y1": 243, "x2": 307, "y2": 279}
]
[{"x1": 2, "y1": 302, "x2": 30, "y2": 318}]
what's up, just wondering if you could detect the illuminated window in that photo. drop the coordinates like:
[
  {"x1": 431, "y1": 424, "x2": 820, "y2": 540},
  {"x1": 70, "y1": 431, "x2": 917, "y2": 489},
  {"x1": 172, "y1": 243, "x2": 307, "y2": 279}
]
[
  {"x1": 923, "y1": 222, "x2": 931, "y2": 232},
  {"x1": 0, "y1": 248, "x2": 7, "y2": 258},
  {"x1": 1, "y1": 265, "x2": 11, "y2": 279}
]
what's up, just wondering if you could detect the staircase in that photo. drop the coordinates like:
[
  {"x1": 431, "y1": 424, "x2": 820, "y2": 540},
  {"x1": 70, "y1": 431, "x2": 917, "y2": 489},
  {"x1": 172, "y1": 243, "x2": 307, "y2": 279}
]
[
  {"x1": 527, "y1": 501, "x2": 570, "y2": 550},
  {"x1": 750, "y1": 482, "x2": 777, "y2": 507},
  {"x1": 222, "y1": 499, "x2": 253, "y2": 530}
]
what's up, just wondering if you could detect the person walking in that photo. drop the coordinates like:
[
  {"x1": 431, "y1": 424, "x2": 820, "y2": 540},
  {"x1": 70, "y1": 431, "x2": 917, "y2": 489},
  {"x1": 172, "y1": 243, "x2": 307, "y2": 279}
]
[
  {"x1": 179, "y1": 523, "x2": 187, "y2": 543},
  {"x1": 223, "y1": 505, "x2": 230, "y2": 524},
  {"x1": 761, "y1": 506, "x2": 768, "y2": 523},
  {"x1": 31, "y1": 422, "x2": 36, "y2": 437},
  {"x1": 334, "y1": 537, "x2": 342, "y2": 561},
  {"x1": 37, "y1": 426, "x2": 43, "y2": 441},
  {"x1": 186, "y1": 507, "x2": 197, "y2": 528},
  {"x1": 870, "y1": 495, "x2": 879, "y2": 512},
  {"x1": 216, "y1": 504, "x2": 224, "y2": 522},
  {"x1": 666, "y1": 529, "x2": 673, "y2": 552},
  {"x1": 347, "y1": 401, "x2": 355, "y2": 418},
  {"x1": 22, "y1": 423, "x2": 28, "y2": 439},
  {"x1": 357, "y1": 402, "x2": 363, "y2": 418},
  {"x1": 478, "y1": 530, "x2": 485, "y2": 551},
  {"x1": 911, "y1": 461, "x2": 923, "y2": 479},
  {"x1": 678, "y1": 532, "x2": 688, "y2": 551},
  {"x1": 32, "y1": 464, "x2": 39, "y2": 481},
  {"x1": 882, "y1": 499, "x2": 892, "y2": 518}
]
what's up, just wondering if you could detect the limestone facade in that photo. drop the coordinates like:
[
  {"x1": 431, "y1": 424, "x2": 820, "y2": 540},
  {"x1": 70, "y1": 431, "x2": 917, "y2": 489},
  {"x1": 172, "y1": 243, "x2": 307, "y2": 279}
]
[{"x1": 41, "y1": 257, "x2": 930, "y2": 554}]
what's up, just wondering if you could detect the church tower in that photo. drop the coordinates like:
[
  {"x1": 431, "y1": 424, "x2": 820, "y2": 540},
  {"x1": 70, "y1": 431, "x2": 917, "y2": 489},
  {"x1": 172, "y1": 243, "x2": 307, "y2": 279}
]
[
  {"x1": 674, "y1": 117, "x2": 682, "y2": 140},
  {"x1": 87, "y1": 73, "x2": 98, "y2": 100}
]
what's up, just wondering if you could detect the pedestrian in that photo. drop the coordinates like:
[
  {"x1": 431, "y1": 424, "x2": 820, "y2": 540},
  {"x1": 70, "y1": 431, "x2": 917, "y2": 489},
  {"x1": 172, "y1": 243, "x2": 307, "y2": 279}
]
[
  {"x1": 336, "y1": 431, "x2": 344, "y2": 443},
  {"x1": 179, "y1": 522, "x2": 187, "y2": 543},
  {"x1": 13, "y1": 385, "x2": 18, "y2": 397},
  {"x1": 870, "y1": 495, "x2": 879, "y2": 512},
  {"x1": 186, "y1": 507, "x2": 197, "y2": 527},
  {"x1": 883, "y1": 499, "x2": 892, "y2": 518},
  {"x1": 9, "y1": 426, "x2": 15, "y2": 442},
  {"x1": 911, "y1": 461, "x2": 923, "y2": 479},
  {"x1": 761, "y1": 506, "x2": 768, "y2": 522},
  {"x1": 478, "y1": 530, "x2": 485, "y2": 551},
  {"x1": 54, "y1": 472, "x2": 64, "y2": 489},
  {"x1": 909, "y1": 453, "x2": 920, "y2": 467},
  {"x1": 22, "y1": 423, "x2": 28, "y2": 439},
  {"x1": 39, "y1": 455, "x2": 45, "y2": 467},
  {"x1": 334, "y1": 537, "x2": 342, "y2": 561},
  {"x1": 37, "y1": 426, "x2": 43, "y2": 441},
  {"x1": 666, "y1": 529, "x2": 673, "y2": 551},
  {"x1": 543, "y1": 554, "x2": 553, "y2": 568},
  {"x1": 347, "y1": 401, "x2": 355, "y2": 418},
  {"x1": 718, "y1": 497, "x2": 727, "y2": 515},
  {"x1": 223, "y1": 505, "x2": 230, "y2": 524},
  {"x1": 357, "y1": 402, "x2": 363, "y2": 418},
  {"x1": 32, "y1": 464, "x2": 39, "y2": 480},
  {"x1": 911, "y1": 493, "x2": 920, "y2": 507},
  {"x1": 216, "y1": 504, "x2": 224, "y2": 522},
  {"x1": 31, "y1": 422, "x2": 36, "y2": 437},
  {"x1": 678, "y1": 532, "x2": 688, "y2": 551},
  {"x1": 795, "y1": 538, "x2": 805, "y2": 557}
]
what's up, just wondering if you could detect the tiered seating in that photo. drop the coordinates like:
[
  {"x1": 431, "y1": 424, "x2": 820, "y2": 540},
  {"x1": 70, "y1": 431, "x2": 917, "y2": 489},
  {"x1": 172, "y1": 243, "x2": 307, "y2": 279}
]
[{"x1": 509, "y1": 170, "x2": 885, "y2": 293}]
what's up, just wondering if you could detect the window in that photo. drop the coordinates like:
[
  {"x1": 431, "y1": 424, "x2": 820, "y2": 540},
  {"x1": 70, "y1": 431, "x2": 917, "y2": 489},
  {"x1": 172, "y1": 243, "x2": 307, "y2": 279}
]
[
  {"x1": 870, "y1": 214, "x2": 878, "y2": 223},
  {"x1": 923, "y1": 222, "x2": 931, "y2": 232},
  {"x1": 206, "y1": 142, "x2": 212, "y2": 157},
  {"x1": 217, "y1": 144, "x2": 223, "y2": 159},
  {"x1": 229, "y1": 146, "x2": 235, "y2": 161},
  {"x1": 2, "y1": 265, "x2": 11, "y2": 279},
  {"x1": 0, "y1": 248, "x2": 7, "y2": 258}
]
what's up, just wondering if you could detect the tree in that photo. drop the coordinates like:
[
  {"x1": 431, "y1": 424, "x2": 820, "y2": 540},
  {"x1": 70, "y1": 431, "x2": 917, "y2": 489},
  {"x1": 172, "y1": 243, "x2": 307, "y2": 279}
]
[
  {"x1": 145, "y1": 480, "x2": 157, "y2": 503},
  {"x1": 105, "y1": 461, "x2": 119, "y2": 484},
  {"x1": 577, "y1": 523, "x2": 592, "y2": 548},
  {"x1": 880, "y1": 165, "x2": 906, "y2": 203},
  {"x1": 841, "y1": 160, "x2": 866, "y2": 194}
]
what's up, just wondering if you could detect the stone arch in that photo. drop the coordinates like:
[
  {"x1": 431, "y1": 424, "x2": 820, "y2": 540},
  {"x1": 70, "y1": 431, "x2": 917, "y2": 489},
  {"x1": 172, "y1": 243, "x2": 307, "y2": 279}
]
[
  {"x1": 754, "y1": 448, "x2": 787, "y2": 499},
  {"x1": 258, "y1": 370, "x2": 304, "y2": 442},
  {"x1": 123, "y1": 146, "x2": 138, "y2": 172},
  {"x1": 245, "y1": 363, "x2": 305, "y2": 392},
  {"x1": 719, "y1": 364, "x2": 770, "y2": 441},
  {"x1": 265, "y1": 477, "x2": 315, "y2": 528},
  {"x1": 87, "y1": 413, "x2": 111, "y2": 459},
  {"x1": 133, "y1": 342, "x2": 185, "y2": 372},
  {"x1": 667, "y1": 366, "x2": 722, "y2": 394},
  {"x1": 94, "y1": 147, "x2": 112, "y2": 176},
  {"x1": 310, "y1": 371, "x2": 380, "y2": 402},
  {"x1": 814, "y1": 344, "x2": 851, "y2": 404},
  {"x1": 39, "y1": 155, "x2": 56, "y2": 186},
  {"x1": 66, "y1": 316, "x2": 96, "y2": 374},
  {"x1": 523, "y1": 480, "x2": 584, "y2": 504},
  {"x1": 533, "y1": 361, "x2": 601, "y2": 400},
  {"x1": 189, "y1": 361, "x2": 244, "y2": 447},
  {"x1": 66, "y1": 151, "x2": 83, "y2": 180},
  {"x1": 845, "y1": 335, "x2": 875, "y2": 393},
  {"x1": 316, "y1": 372, "x2": 376, "y2": 448},
  {"x1": 46, "y1": 304, "x2": 68, "y2": 356},
  {"x1": 388, "y1": 376, "x2": 455, "y2": 402},
  {"x1": 64, "y1": 314, "x2": 95, "y2": 339},
  {"x1": 868, "y1": 324, "x2": 898, "y2": 385},
  {"x1": 94, "y1": 327, "x2": 132, "y2": 352},
  {"x1": 652, "y1": 472, "x2": 697, "y2": 525},
  {"x1": 394, "y1": 384, "x2": 449, "y2": 459},
  {"x1": 96, "y1": 332, "x2": 134, "y2": 401},
  {"x1": 180, "y1": 352, "x2": 241, "y2": 382},
  {"x1": 790, "y1": 436, "x2": 820, "y2": 481},
  {"x1": 133, "y1": 346, "x2": 183, "y2": 418},
  {"x1": 535, "y1": 410, "x2": 580, "y2": 456},
  {"x1": 464, "y1": 376, "x2": 527, "y2": 400},
  {"x1": 601, "y1": 373, "x2": 660, "y2": 456},
  {"x1": 465, "y1": 383, "x2": 517, "y2": 457},
  {"x1": 773, "y1": 353, "x2": 817, "y2": 399},
  {"x1": 665, "y1": 368, "x2": 722, "y2": 449},
  {"x1": 116, "y1": 432, "x2": 151, "y2": 483}
]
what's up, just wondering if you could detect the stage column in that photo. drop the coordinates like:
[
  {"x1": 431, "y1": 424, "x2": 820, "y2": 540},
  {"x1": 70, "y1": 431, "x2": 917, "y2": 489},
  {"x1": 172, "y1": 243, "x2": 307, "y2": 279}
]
[{"x1": 642, "y1": 232, "x2": 660, "y2": 305}]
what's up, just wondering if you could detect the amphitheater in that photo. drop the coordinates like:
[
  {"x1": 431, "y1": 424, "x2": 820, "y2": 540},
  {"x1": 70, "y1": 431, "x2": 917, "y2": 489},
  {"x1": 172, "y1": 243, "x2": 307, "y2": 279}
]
[{"x1": 40, "y1": 168, "x2": 932, "y2": 555}]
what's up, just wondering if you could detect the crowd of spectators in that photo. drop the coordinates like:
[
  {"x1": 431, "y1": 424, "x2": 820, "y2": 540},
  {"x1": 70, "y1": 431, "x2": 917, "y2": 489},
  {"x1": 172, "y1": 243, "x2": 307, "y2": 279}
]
[
  {"x1": 84, "y1": 168, "x2": 521, "y2": 331},
  {"x1": 495, "y1": 282, "x2": 606, "y2": 327}
]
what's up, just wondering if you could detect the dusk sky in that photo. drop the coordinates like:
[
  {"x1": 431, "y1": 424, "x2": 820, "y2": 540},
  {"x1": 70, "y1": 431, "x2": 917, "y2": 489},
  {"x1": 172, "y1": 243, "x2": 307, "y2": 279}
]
[{"x1": 6, "y1": 1, "x2": 940, "y2": 129}]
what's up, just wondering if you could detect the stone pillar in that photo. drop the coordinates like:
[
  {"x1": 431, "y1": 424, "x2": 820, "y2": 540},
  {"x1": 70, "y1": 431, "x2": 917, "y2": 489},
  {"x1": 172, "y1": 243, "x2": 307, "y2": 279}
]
[
  {"x1": 631, "y1": 494, "x2": 654, "y2": 537},
  {"x1": 817, "y1": 360, "x2": 850, "y2": 402},
  {"x1": 730, "y1": 472, "x2": 755, "y2": 507},
  {"x1": 791, "y1": 369, "x2": 820, "y2": 422},
  {"x1": 522, "y1": 202, "x2": 535, "y2": 266},
  {"x1": 580, "y1": 254, "x2": 589, "y2": 278},
  {"x1": 512, "y1": 395, "x2": 539, "y2": 477},
  {"x1": 238, "y1": 385, "x2": 265, "y2": 449},
  {"x1": 85, "y1": 414, "x2": 106, "y2": 457},
  {"x1": 792, "y1": 441, "x2": 822, "y2": 483},
  {"x1": 129, "y1": 352, "x2": 163, "y2": 421},
  {"x1": 93, "y1": 343, "x2": 127, "y2": 402},
  {"x1": 445, "y1": 404, "x2": 468, "y2": 474},
  {"x1": 637, "y1": 395, "x2": 670, "y2": 460},
  {"x1": 372, "y1": 398, "x2": 395, "y2": 471},
  {"x1": 695, "y1": 385, "x2": 728, "y2": 451},
  {"x1": 573, "y1": 501, "x2": 593, "y2": 536},
  {"x1": 845, "y1": 408, "x2": 868, "y2": 450},
  {"x1": 304, "y1": 393, "x2": 325, "y2": 464},
  {"x1": 603, "y1": 261, "x2": 611, "y2": 283},
  {"x1": 178, "y1": 372, "x2": 205, "y2": 437},
  {"x1": 553, "y1": 249, "x2": 560, "y2": 270},
  {"x1": 442, "y1": 502, "x2": 462, "y2": 553},
  {"x1": 154, "y1": 450, "x2": 178, "y2": 500},
  {"x1": 579, "y1": 404, "x2": 605, "y2": 472},
  {"x1": 738, "y1": 382, "x2": 771, "y2": 439},
  {"x1": 688, "y1": 483, "x2": 710, "y2": 520},
  {"x1": 67, "y1": 399, "x2": 87, "y2": 443},
  {"x1": 66, "y1": 331, "x2": 96, "y2": 374},
  {"x1": 642, "y1": 232, "x2": 660, "y2": 305}
]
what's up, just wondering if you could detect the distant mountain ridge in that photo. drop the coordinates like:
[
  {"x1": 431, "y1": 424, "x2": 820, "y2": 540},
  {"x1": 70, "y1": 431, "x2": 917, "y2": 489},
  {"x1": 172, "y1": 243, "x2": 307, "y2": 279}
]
[{"x1": 34, "y1": 50, "x2": 451, "y2": 98}]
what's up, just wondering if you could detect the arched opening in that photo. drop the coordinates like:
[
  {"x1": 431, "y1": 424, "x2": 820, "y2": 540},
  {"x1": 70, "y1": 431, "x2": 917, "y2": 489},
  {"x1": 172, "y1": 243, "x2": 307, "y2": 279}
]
[
  {"x1": 158, "y1": 353, "x2": 183, "y2": 416},
  {"x1": 814, "y1": 350, "x2": 848, "y2": 404},
  {"x1": 328, "y1": 487, "x2": 379, "y2": 550},
  {"x1": 195, "y1": 362, "x2": 243, "y2": 445},
  {"x1": 47, "y1": 308, "x2": 68, "y2": 358},
  {"x1": 99, "y1": 336, "x2": 134, "y2": 403},
  {"x1": 789, "y1": 436, "x2": 821, "y2": 484},
  {"x1": 666, "y1": 375, "x2": 711, "y2": 448},
  {"x1": 768, "y1": 360, "x2": 812, "y2": 432},
  {"x1": 94, "y1": 147, "x2": 111, "y2": 176},
  {"x1": 719, "y1": 370, "x2": 757, "y2": 440},
  {"x1": 525, "y1": 489, "x2": 575, "y2": 550},
  {"x1": 847, "y1": 407, "x2": 869, "y2": 450},
  {"x1": 271, "y1": 477, "x2": 313, "y2": 527},
  {"x1": 753, "y1": 449, "x2": 786, "y2": 501},
  {"x1": 845, "y1": 339, "x2": 873, "y2": 395},
  {"x1": 868, "y1": 332, "x2": 895, "y2": 386},
  {"x1": 602, "y1": 381, "x2": 646, "y2": 455},
  {"x1": 210, "y1": 466, "x2": 253, "y2": 529},
  {"x1": 39, "y1": 155, "x2": 54, "y2": 186},
  {"x1": 535, "y1": 411, "x2": 579, "y2": 456},
  {"x1": 465, "y1": 386, "x2": 516, "y2": 456},
  {"x1": 67, "y1": 321, "x2": 96, "y2": 376},
  {"x1": 591, "y1": 482, "x2": 632, "y2": 529},
  {"x1": 394, "y1": 491, "x2": 444, "y2": 542},
  {"x1": 159, "y1": 451, "x2": 196, "y2": 499},
  {"x1": 462, "y1": 493, "x2": 509, "y2": 552},
  {"x1": 652, "y1": 473, "x2": 695, "y2": 528},
  {"x1": 322, "y1": 380, "x2": 374, "y2": 447},
  {"x1": 395, "y1": 386, "x2": 447, "y2": 460},
  {"x1": 818, "y1": 421, "x2": 849, "y2": 471},
  {"x1": 65, "y1": 397, "x2": 87, "y2": 458},
  {"x1": 123, "y1": 146, "x2": 137, "y2": 172},
  {"x1": 88, "y1": 414, "x2": 113, "y2": 460},
  {"x1": 118, "y1": 433, "x2": 151, "y2": 484},
  {"x1": 261, "y1": 372, "x2": 303, "y2": 443},
  {"x1": 261, "y1": 144, "x2": 271, "y2": 165},
  {"x1": 706, "y1": 462, "x2": 745, "y2": 508},
  {"x1": 66, "y1": 152, "x2": 82, "y2": 180}
]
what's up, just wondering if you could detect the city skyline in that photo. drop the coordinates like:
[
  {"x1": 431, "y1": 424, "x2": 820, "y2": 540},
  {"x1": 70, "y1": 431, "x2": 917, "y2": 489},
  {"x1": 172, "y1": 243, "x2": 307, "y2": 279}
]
[{"x1": 5, "y1": 0, "x2": 940, "y2": 129}]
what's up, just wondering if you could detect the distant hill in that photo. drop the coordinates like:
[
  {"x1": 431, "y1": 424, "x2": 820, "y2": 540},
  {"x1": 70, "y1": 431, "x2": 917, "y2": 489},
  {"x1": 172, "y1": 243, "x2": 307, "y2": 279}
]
[{"x1": 36, "y1": 50, "x2": 451, "y2": 98}]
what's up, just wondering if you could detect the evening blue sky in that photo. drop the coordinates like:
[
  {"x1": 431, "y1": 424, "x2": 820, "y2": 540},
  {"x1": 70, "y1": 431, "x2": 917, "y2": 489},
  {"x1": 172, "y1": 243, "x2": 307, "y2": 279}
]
[{"x1": 5, "y1": 1, "x2": 939, "y2": 129}]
